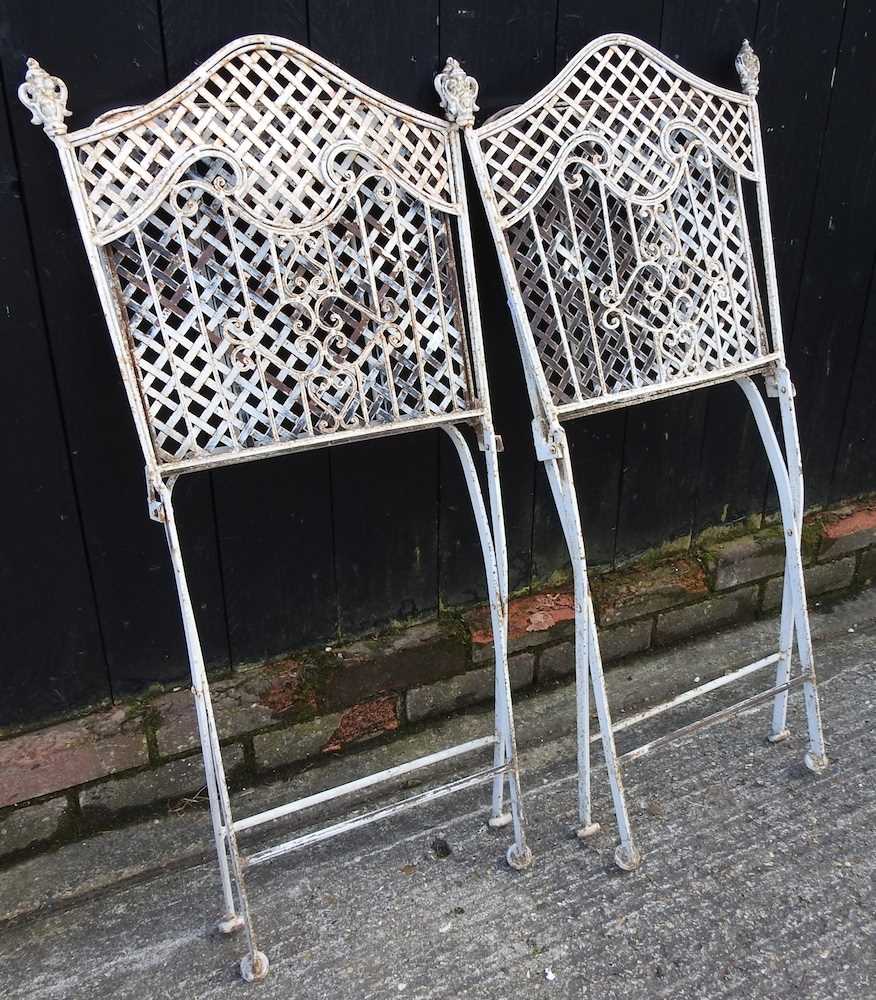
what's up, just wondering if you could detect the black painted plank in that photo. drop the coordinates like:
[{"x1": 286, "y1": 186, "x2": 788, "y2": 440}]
[
  {"x1": 556, "y1": 0, "x2": 663, "y2": 65},
  {"x1": 787, "y1": 0, "x2": 876, "y2": 506},
  {"x1": 0, "y1": 2, "x2": 230, "y2": 696},
  {"x1": 547, "y1": 4, "x2": 663, "y2": 574},
  {"x1": 309, "y1": 1, "x2": 441, "y2": 632},
  {"x1": 832, "y1": 260, "x2": 876, "y2": 500},
  {"x1": 160, "y1": 1, "x2": 308, "y2": 80},
  {"x1": 0, "y1": 80, "x2": 109, "y2": 725},
  {"x1": 438, "y1": 2, "x2": 557, "y2": 602},
  {"x1": 157, "y1": 3, "x2": 337, "y2": 662},
  {"x1": 661, "y1": 0, "x2": 758, "y2": 78},
  {"x1": 695, "y1": 1, "x2": 844, "y2": 531}
]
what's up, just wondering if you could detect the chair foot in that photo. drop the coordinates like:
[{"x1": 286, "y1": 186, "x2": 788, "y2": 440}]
[
  {"x1": 216, "y1": 913, "x2": 244, "y2": 935},
  {"x1": 506, "y1": 844, "x2": 534, "y2": 871},
  {"x1": 767, "y1": 728, "x2": 790, "y2": 744},
  {"x1": 240, "y1": 950, "x2": 270, "y2": 982},
  {"x1": 488, "y1": 812, "x2": 513, "y2": 829},
  {"x1": 614, "y1": 843, "x2": 641, "y2": 873},
  {"x1": 804, "y1": 751, "x2": 829, "y2": 775},
  {"x1": 576, "y1": 822, "x2": 601, "y2": 840}
]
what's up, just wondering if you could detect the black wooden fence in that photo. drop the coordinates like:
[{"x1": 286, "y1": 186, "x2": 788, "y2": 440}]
[{"x1": 1, "y1": 1, "x2": 874, "y2": 726}]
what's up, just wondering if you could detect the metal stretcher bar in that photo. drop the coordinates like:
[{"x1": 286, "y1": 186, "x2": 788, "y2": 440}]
[
  {"x1": 234, "y1": 734, "x2": 497, "y2": 834},
  {"x1": 618, "y1": 675, "x2": 808, "y2": 764},
  {"x1": 603, "y1": 651, "x2": 782, "y2": 743},
  {"x1": 246, "y1": 763, "x2": 504, "y2": 868}
]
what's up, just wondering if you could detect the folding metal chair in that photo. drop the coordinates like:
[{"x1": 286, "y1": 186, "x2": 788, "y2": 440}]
[
  {"x1": 440, "y1": 35, "x2": 829, "y2": 872},
  {"x1": 19, "y1": 35, "x2": 532, "y2": 980}
]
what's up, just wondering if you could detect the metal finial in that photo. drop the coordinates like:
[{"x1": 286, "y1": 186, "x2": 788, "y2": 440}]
[
  {"x1": 434, "y1": 57, "x2": 479, "y2": 127},
  {"x1": 18, "y1": 58, "x2": 71, "y2": 137},
  {"x1": 735, "y1": 39, "x2": 760, "y2": 98}
]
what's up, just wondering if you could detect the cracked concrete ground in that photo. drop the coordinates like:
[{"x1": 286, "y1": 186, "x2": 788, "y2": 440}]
[{"x1": 0, "y1": 591, "x2": 874, "y2": 999}]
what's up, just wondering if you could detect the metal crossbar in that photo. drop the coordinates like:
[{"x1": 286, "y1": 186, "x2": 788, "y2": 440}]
[
  {"x1": 445, "y1": 34, "x2": 829, "y2": 873},
  {"x1": 606, "y1": 651, "x2": 782, "y2": 743},
  {"x1": 617, "y1": 675, "x2": 807, "y2": 764},
  {"x1": 246, "y1": 763, "x2": 504, "y2": 868},
  {"x1": 20, "y1": 35, "x2": 532, "y2": 983},
  {"x1": 233, "y1": 734, "x2": 496, "y2": 834}
]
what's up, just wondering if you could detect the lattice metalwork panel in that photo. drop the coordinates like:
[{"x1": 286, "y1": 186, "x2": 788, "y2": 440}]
[
  {"x1": 477, "y1": 38, "x2": 757, "y2": 221},
  {"x1": 70, "y1": 41, "x2": 456, "y2": 243},
  {"x1": 474, "y1": 36, "x2": 768, "y2": 410},
  {"x1": 106, "y1": 154, "x2": 473, "y2": 463},
  {"x1": 28, "y1": 37, "x2": 483, "y2": 467}
]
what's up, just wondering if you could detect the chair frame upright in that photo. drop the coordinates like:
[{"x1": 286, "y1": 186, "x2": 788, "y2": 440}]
[
  {"x1": 440, "y1": 35, "x2": 829, "y2": 871},
  {"x1": 19, "y1": 35, "x2": 532, "y2": 982}
]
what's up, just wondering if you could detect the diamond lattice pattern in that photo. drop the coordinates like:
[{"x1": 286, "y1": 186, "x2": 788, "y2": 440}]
[
  {"x1": 506, "y1": 153, "x2": 766, "y2": 408},
  {"x1": 478, "y1": 40, "x2": 756, "y2": 222},
  {"x1": 73, "y1": 43, "x2": 455, "y2": 240},
  {"x1": 106, "y1": 157, "x2": 474, "y2": 464}
]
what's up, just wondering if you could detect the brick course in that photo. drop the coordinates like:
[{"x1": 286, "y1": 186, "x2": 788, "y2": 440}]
[
  {"x1": 0, "y1": 708, "x2": 147, "y2": 808},
  {"x1": 2, "y1": 493, "x2": 874, "y2": 858}
]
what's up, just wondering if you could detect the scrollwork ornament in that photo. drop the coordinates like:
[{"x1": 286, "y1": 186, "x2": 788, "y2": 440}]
[
  {"x1": 434, "y1": 58, "x2": 479, "y2": 127},
  {"x1": 223, "y1": 315, "x2": 259, "y2": 370},
  {"x1": 735, "y1": 39, "x2": 760, "y2": 98},
  {"x1": 18, "y1": 58, "x2": 71, "y2": 137}
]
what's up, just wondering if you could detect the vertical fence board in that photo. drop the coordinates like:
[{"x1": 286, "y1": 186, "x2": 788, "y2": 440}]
[
  {"x1": 0, "y1": 1, "x2": 231, "y2": 701},
  {"x1": 608, "y1": 0, "x2": 759, "y2": 555},
  {"x1": 694, "y1": 1, "x2": 844, "y2": 531},
  {"x1": 788, "y1": 0, "x2": 876, "y2": 506},
  {"x1": 832, "y1": 263, "x2": 876, "y2": 499},
  {"x1": 4, "y1": 0, "x2": 876, "y2": 724},
  {"x1": 439, "y1": 1, "x2": 558, "y2": 599},
  {"x1": 0, "y1": 81, "x2": 109, "y2": 725},
  {"x1": 556, "y1": 1, "x2": 663, "y2": 65},
  {"x1": 309, "y1": 1, "x2": 441, "y2": 633},
  {"x1": 160, "y1": 1, "x2": 308, "y2": 79}
]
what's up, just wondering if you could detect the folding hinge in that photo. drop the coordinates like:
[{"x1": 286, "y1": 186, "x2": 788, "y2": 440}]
[
  {"x1": 765, "y1": 368, "x2": 795, "y2": 398},
  {"x1": 474, "y1": 422, "x2": 503, "y2": 453},
  {"x1": 531, "y1": 417, "x2": 566, "y2": 461},
  {"x1": 146, "y1": 477, "x2": 165, "y2": 523},
  {"x1": 146, "y1": 470, "x2": 177, "y2": 523}
]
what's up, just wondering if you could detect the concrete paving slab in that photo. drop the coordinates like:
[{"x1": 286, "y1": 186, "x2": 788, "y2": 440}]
[{"x1": 0, "y1": 590, "x2": 874, "y2": 999}]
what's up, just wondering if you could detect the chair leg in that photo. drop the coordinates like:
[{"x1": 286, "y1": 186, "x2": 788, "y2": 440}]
[
  {"x1": 158, "y1": 481, "x2": 269, "y2": 982},
  {"x1": 767, "y1": 571, "x2": 794, "y2": 743},
  {"x1": 769, "y1": 365, "x2": 806, "y2": 743},
  {"x1": 542, "y1": 441, "x2": 640, "y2": 871},
  {"x1": 443, "y1": 425, "x2": 532, "y2": 869},
  {"x1": 738, "y1": 373, "x2": 829, "y2": 774}
]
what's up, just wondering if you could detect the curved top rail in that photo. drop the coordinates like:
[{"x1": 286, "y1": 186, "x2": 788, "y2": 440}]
[
  {"x1": 476, "y1": 33, "x2": 751, "y2": 139},
  {"x1": 68, "y1": 35, "x2": 451, "y2": 143},
  {"x1": 59, "y1": 35, "x2": 459, "y2": 240},
  {"x1": 472, "y1": 33, "x2": 758, "y2": 223}
]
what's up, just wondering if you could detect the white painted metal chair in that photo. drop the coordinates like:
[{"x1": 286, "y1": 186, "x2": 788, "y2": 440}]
[
  {"x1": 441, "y1": 35, "x2": 829, "y2": 871},
  {"x1": 19, "y1": 36, "x2": 532, "y2": 981}
]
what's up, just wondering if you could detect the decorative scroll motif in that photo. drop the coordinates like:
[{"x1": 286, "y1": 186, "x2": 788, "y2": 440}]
[
  {"x1": 491, "y1": 61, "x2": 767, "y2": 408},
  {"x1": 435, "y1": 58, "x2": 479, "y2": 127},
  {"x1": 477, "y1": 36, "x2": 757, "y2": 223},
  {"x1": 107, "y1": 150, "x2": 474, "y2": 463},
  {"x1": 18, "y1": 59, "x2": 71, "y2": 136},
  {"x1": 735, "y1": 39, "x2": 760, "y2": 98},
  {"x1": 67, "y1": 39, "x2": 457, "y2": 242}
]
